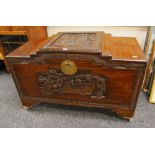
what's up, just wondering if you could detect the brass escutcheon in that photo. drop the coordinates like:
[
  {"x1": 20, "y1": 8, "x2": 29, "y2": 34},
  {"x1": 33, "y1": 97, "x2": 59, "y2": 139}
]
[{"x1": 61, "y1": 60, "x2": 77, "y2": 75}]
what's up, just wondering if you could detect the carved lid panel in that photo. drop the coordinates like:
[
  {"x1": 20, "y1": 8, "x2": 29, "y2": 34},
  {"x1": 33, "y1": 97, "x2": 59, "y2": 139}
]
[{"x1": 39, "y1": 32, "x2": 103, "y2": 53}]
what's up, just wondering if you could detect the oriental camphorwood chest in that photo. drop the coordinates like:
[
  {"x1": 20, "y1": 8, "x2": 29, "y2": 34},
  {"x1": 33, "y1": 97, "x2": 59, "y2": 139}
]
[{"x1": 6, "y1": 32, "x2": 147, "y2": 120}]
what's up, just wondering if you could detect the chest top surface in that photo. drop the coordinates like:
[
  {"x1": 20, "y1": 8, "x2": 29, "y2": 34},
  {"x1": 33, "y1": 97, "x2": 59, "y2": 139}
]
[{"x1": 6, "y1": 31, "x2": 146, "y2": 62}]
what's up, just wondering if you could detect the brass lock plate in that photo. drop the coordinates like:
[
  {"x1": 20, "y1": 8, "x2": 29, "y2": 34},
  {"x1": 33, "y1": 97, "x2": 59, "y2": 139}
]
[{"x1": 61, "y1": 60, "x2": 77, "y2": 75}]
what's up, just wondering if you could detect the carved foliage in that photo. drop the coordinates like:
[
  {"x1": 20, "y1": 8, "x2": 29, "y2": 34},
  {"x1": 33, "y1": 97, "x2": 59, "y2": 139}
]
[{"x1": 37, "y1": 69, "x2": 106, "y2": 99}]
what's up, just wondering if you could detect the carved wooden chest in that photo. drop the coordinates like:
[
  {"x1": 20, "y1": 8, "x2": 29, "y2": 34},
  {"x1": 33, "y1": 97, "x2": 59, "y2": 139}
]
[{"x1": 6, "y1": 32, "x2": 147, "y2": 120}]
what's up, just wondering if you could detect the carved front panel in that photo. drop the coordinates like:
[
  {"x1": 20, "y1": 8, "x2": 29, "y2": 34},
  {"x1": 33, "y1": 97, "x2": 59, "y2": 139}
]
[{"x1": 37, "y1": 69, "x2": 106, "y2": 99}]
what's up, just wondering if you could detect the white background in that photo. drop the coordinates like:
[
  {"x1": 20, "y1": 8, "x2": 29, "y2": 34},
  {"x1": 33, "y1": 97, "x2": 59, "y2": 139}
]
[
  {"x1": 0, "y1": 129, "x2": 155, "y2": 155},
  {"x1": 0, "y1": 0, "x2": 155, "y2": 25}
]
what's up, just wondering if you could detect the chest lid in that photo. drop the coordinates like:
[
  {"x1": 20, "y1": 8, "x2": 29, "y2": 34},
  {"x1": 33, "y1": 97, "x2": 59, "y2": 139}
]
[{"x1": 39, "y1": 32, "x2": 103, "y2": 53}]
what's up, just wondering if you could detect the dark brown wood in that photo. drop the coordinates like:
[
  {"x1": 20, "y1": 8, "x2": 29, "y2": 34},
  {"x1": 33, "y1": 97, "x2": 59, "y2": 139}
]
[
  {"x1": 112, "y1": 108, "x2": 135, "y2": 120},
  {"x1": 6, "y1": 32, "x2": 147, "y2": 120},
  {"x1": 21, "y1": 98, "x2": 39, "y2": 108}
]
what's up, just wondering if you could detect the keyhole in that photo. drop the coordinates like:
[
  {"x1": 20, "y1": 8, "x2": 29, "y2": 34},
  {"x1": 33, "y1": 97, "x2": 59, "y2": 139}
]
[{"x1": 66, "y1": 64, "x2": 71, "y2": 68}]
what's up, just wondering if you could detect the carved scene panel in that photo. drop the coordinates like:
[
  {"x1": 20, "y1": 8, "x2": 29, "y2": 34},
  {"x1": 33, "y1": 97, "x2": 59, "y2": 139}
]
[{"x1": 37, "y1": 69, "x2": 106, "y2": 99}]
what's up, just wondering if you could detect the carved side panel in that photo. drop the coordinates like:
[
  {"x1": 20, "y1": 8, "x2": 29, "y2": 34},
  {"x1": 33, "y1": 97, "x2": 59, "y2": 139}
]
[{"x1": 37, "y1": 69, "x2": 106, "y2": 99}]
